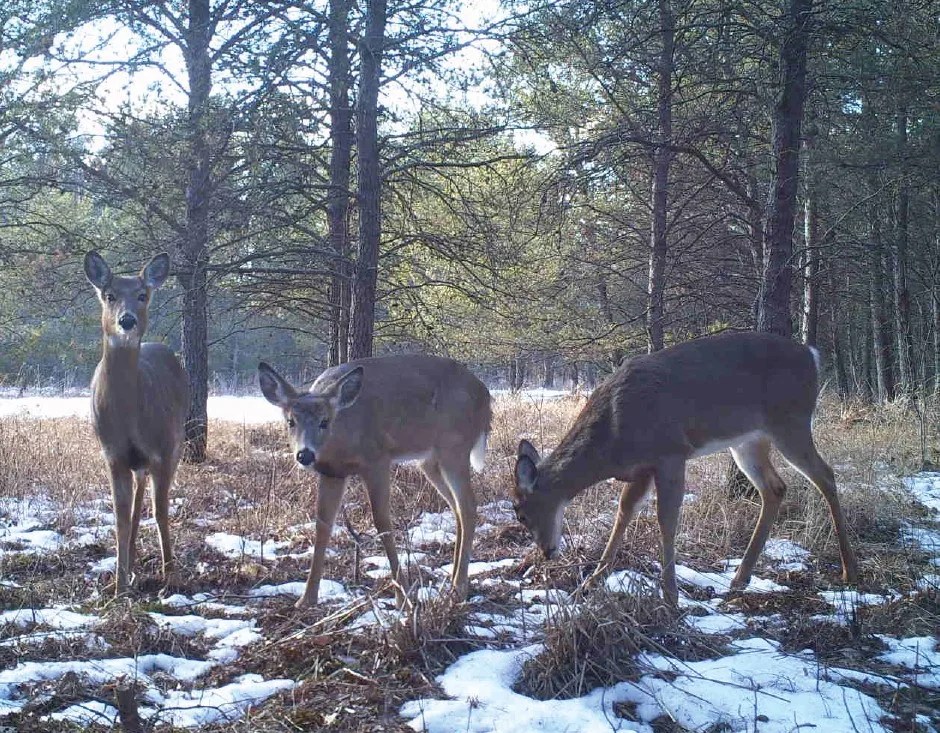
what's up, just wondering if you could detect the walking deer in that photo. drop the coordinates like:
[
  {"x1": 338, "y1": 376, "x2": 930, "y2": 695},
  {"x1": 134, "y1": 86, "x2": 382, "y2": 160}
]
[
  {"x1": 512, "y1": 331, "x2": 858, "y2": 603},
  {"x1": 259, "y1": 355, "x2": 492, "y2": 608},
  {"x1": 84, "y1": 251, "x2": 190, "y2": 595}
]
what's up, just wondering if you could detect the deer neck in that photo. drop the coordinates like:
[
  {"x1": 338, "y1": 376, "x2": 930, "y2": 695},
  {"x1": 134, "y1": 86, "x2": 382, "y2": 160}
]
[
  {"x1": 97, "y1": 338, "x2": 142, "y2": 410},
  {"x1": 539, "y1": 432, "x2": 611, "y2": 501},
  {"x1": 537, "y1": 392, "x2": 621, "y2": 500}
]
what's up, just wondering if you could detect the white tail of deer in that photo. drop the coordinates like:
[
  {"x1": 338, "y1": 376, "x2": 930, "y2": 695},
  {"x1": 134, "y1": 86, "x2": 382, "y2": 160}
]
[
  {"x1": 84, "y1": 251, "x2": 190, "y2": 595},
  {"x1": 258, "y1": 355, "x2": 492, "y2": 608},
  {"x1": 511, "y1": 331, "x2": 858, "y2": 602}
]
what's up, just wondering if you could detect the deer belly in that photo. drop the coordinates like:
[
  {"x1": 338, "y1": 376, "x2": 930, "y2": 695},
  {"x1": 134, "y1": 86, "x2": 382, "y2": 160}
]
[
  {"x1": 688, "y1": 430, "x2": 765, "y2": 459},
  {"x1": 392, "y1": 449, "x2": 433, "y2": 466}
]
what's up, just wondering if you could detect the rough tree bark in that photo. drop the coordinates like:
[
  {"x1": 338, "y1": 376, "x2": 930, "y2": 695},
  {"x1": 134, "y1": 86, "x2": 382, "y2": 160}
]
[
  {"x1": 800, "y1": 125, "x2": 819, "y2": 347},
  {"x1": 327, "y1": 0, "x2": 354, "y2": 366},
  {"x1": 756, "y1": 0, "x2": 812, "y2": 338},
  {"x1": 646, "y1": 0, "x2": 674, "y2": 353},
  {"x1": 869, "y1": 176, "x2": 897, "y2": 403},
  {"x1": 349, "y1": 0, "x2": 387, "y2": 359},
  {"x1": 893, "y1": 108, "x2": 916, "y2": 395},
  {"x1": 179, "y1": 0, "x2": 212, "y2": 462}
]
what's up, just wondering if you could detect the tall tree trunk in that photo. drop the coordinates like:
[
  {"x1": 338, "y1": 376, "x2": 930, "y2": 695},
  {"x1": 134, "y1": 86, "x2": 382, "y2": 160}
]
[
  {"x1": 542, "y1": 355, "x2": 555, "y2": 389},
  {"x1": 893, "y1": 108, "x2": 916, "y2": 395},
  {"x1": 646, "y1": 0, "x2": 674, "y2": 353},
  {"x1": 800, "y1": 126, "x2": 819, "y2": 347},
  {"x1": 933, "y1": 285, "x2": 940, "y2": 394},
  {"x1": 179, "y1": 0, "x2": 212, "y2": 462},
  {"x1": 757, "y1": 0, "x2": 812, "y2": 338},
  {"x1": 349, "y1": 0, "x2": 387, "y2": 359},
  {"x1": 826, "y1": 267, "x2": 850, "y2": 399},
  {"x1": 327, "y1": 0, "x2": 354, "y2": 366},
  {"x1": 867, "y1": 167, "x2": 896, "y2": 403}
]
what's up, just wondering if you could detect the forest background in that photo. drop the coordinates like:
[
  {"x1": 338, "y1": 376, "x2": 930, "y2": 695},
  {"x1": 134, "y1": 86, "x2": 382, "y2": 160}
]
[{"x1": 1, "y1": 0, "x2": 937, "y2": 462}]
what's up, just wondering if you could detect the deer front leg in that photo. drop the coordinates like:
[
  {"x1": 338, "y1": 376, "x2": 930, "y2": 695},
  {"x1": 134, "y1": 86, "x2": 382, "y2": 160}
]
[
  {"x1": 297, "y1": 475, "x2": 346, "y2": 608},
  {"x1": 361, "y1": 463, "x2": 405, "y2": 606},
  {"x1": 109, "y1": 464, "x2": 134, "y2": 596},
  {"x1": 127, "y1": 470, "x2": 147, "y2": 575},
  {"x1": 582, "y1": 473, "x2": 654, "y2": 591},
  {"x1": 653, "y1": 457, "x2": 686, "y2": 605}
]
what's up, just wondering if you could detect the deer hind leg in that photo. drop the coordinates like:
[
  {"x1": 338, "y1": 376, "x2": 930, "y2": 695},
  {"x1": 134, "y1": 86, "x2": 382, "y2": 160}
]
[
  {"x1": 420, "y1": 459, "x2": 463, "y2": 587},
  {"x1": 298, "y1": 474, "x2": 346, "y2": 608},
  {"x1": 109, "y1": 464, "x2": 134, "y2": 595},
  {"x1": 361, "y1": 462, "x2": 404, "y2": 604},
  {"x1": 127, "y1": 470, "x2": 149, "y2": 578},
  {"x1": 772, "y1": 425, "x2": 858, "y2": 585},
  {"x1": 439, "y1": 454, "x2": 476, "y2": 599},
  {"x1": 729, "y1": 436, "x2": 786, "y2": 590},
  {"x1": 653, "y1": 457, "x2": 687, "y2": 605}
]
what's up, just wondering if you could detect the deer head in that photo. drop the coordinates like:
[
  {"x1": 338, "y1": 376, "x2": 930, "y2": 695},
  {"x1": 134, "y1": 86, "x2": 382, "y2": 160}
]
[
  {"x1": 258, "y1": 362, "x2": 364, "y2": 473},
  {"x1": 512, "y1": 438, "x2": 566, "y2": 559},
  {"x1": 84, "y1": 251, "x2": 171, "y2": 347}
]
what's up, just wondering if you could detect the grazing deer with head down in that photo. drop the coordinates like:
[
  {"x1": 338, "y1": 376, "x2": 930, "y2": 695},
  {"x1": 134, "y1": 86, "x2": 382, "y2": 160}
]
[
  {"x1": 84, "y1": 251, "x2": 190, "y2": 595},
  {"x1": 512, "y1": 331, "x2": 858, "y2": 603},
  {"x1": 259, "y1": 355, "x2": 491, "y2": 608}
]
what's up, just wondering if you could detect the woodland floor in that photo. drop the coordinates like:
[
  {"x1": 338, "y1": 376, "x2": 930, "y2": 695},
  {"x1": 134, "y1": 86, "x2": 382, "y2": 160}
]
[{"x1": 0, "y1": 391, "x2": 936, "y2": 732}]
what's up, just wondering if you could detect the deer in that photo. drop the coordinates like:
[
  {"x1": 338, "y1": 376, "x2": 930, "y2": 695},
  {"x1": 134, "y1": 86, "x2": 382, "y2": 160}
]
[
  {"x1": 511, "y1": 330, "x2": 858, "y2": 604},
  {"x1": 84, "y1": 251, "x2": 190, "y2": 596},
  {"x1": 258, "y1": 355, "x2": 492, "y2": 608}
]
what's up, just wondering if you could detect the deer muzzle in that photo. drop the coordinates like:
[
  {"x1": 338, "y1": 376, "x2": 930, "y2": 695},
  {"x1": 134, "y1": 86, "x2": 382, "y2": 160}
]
[
  {"x1": 296, "y1": 448, "x2": 315, "y2": 466},
  {"x1": 118, "y1": 313, "x2": 137, "y2": 331}
]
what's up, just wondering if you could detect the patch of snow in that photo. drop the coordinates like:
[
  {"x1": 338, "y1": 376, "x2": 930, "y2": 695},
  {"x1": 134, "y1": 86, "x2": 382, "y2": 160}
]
[
  {"x1": 404, "y1": 636, "x2": 890, "y2": 733},
  {"x1": 762, "y1": 538, "x2": 810, "y2": 571},
  {"x1": 0, "y1": 606, "x2": 99, "y2": 631},
  {"x1": 675, "y1": 564, "x2": 787, "y2": 594},
  {"x1": 362, "y1": 551, "x2": 428, "y2": 579},
  {"x1": 819, "y1": 590, "x2": 900, "y2": 623},
  {"x1": 685, "y1": 612, "x2": 747, "y2": 634},
  {"x1": 877, "y1": 636, "x2": 940, "y2": 688},
  {"x1": 88, "y1": 556, "x2": 116, "y2": 575},
  {"x1": 248, "y1": 579, "x2": 351, "y2": 603},
  {"x1": 606, "y1": 569, "x2": 660, "y2": 595},
  {"x1": 408, "y1": 512, "x2": 457, "y2": 547},
  {"x1": 902, "y1": 472, "x2": 940, "y2": 513},
  {"x1": 48, "y1": 675, "x2": 295, "y2": 729},
  {"x1": 901, "y1": 524, "x2": 940, "y2": 555},
  {"x1": 205, "y1": 532, "x2": 290, "y2": 560},
  {"x1": 438, "y1": 558, "x2": 517, "y2": 578}
]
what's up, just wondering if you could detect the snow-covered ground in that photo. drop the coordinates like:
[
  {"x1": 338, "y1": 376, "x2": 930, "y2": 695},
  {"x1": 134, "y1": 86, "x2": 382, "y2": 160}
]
[
  {"x1": 0, "y1": 394, "x2": 283, "y2": 424},
  {"x1": 0, "y1": 395, "x2": 937, "y2": 731},
  {"x1": 0, "y1": 386, "x2": 577, "y2": 424}
]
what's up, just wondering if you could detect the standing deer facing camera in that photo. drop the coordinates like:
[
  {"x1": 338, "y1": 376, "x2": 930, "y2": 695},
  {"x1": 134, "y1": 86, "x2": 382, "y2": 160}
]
[
  {"x1": 512, "y1": 331, "x2": 858, "y2": 603},
  {"x1": 259, "y1": 355, "x2": 491, "y2": 608},
  {"x1": 84, "y1": 251, "x2": 190, "y2": 595}
]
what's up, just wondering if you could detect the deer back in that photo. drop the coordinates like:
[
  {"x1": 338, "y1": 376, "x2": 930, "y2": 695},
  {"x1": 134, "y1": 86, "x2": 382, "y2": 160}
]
[{"x1": 309, "y1": 354, "x2": 491, "y2": 472}]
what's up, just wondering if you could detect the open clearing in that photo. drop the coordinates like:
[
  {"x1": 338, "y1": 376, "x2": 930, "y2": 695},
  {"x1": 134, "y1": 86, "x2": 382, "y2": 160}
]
[{"x1": 0, "y1": 391, "x2": 936, "y2": 732}]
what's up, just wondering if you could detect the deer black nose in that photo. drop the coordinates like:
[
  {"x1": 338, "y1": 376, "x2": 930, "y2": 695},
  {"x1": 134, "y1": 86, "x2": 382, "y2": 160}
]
[
  {"x1": 296, "y1": 448, "x2": 315, "y2": 466},
  {"x1": 118, "y1": 313, "x2": 137, "y2": 331}
]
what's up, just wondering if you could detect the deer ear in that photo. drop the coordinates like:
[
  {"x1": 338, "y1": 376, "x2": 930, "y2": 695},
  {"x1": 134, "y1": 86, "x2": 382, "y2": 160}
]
[
  {"x1": 514, "y1": 454, "x2": 538, "y2": 495},
  {"x1": 84, "y1": 251, "x2": 112, "y2": 290},
  {"x1": 258, "y1": 362, "x2": 297, "y2": 407},
  {"x1": 141, "y1": 253, "x2": 171, "y2": 289},
  {"x1": 517, "y1": 439, "x2": 541, "y2": 464},
  {"x1": 333, "y1": 366, "x2": 363, "y2": 410}
]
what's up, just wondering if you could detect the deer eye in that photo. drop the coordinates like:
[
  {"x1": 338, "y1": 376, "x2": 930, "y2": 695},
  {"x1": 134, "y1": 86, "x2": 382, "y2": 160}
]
[
  {"x1": 319, "y1": 419, "x2": 329, "y2": 430},
  {"x1": 105, "y1": 293, "x2": 115, "y2": 303},
  {"x1": 287, "y1": 417, "x2": 295, "y2": 428},
  {"x1": 138, "y1": 293, "x2": 147, "y2": 302}
]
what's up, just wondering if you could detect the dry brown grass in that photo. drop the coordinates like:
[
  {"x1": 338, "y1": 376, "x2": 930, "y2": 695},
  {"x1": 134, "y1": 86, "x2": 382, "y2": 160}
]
[
  {"x1": 0, "y1": 389, "x2": 936, "y2": 730},
  {"x1": 515, "y1": 588, "x2": 727, "y2": 700}
]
